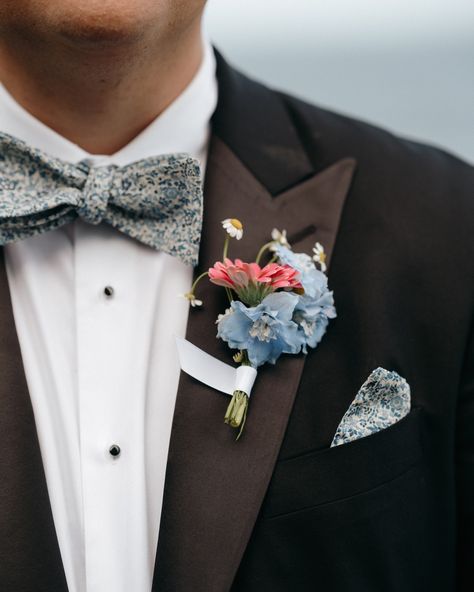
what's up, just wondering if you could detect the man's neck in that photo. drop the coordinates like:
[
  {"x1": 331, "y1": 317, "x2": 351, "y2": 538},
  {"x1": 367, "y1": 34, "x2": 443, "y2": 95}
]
[{"x1": 0, "y1": 24, "x2": 203, "y2": 155}]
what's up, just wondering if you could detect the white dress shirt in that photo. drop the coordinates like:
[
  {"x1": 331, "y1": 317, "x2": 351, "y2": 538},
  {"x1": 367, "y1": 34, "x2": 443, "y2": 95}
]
[{"x1": 0, "y1": 41, "x2": 217, "y2": 592}]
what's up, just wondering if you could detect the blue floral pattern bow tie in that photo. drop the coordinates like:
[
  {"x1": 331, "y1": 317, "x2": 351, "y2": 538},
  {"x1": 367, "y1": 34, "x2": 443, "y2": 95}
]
[{"x1": 0, "y1": 132, "x2": 203, "y2": 266}]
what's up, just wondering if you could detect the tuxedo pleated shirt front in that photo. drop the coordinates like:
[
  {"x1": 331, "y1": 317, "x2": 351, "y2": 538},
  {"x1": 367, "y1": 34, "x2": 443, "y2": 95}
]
[{"x1": 0, "y1": 41, "x2": 217, "y2": 592}]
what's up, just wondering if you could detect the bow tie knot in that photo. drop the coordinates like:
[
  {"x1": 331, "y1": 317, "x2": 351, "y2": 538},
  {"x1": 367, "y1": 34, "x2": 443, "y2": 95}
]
[
  {"x1": 78, "y1": 164, "x2": 117, "y2": 226},
  {"x1": 0, "y1": 133, "x2": 204, "y2": 266}
]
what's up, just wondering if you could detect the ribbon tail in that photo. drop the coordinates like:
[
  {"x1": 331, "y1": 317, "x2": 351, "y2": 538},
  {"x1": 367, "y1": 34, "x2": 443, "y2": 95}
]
[
  {"x1": 175, "y1": 337, "x2": 258, "y2": 439},
  {"x1": 175, "y1": 337, "x2": 236, "y2": 395}
]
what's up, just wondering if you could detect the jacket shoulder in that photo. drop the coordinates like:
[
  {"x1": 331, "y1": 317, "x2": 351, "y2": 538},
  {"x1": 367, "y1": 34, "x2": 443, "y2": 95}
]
[
  {"x1": 277, "y1": 90, "x2": 473, "y2": 224},
  {"x1": 213, "y1": 52, "x2": 473, "y2": 224},
  {"x1": 279, "y1": 91, "x2": 472, "y2": 182}
]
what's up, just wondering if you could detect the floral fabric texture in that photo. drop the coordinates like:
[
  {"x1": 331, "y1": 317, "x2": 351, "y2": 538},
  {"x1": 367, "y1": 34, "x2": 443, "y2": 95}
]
[
  {"x1": 330, "y1": 367, "x2": 411, "y2": 447},
  {"x1": 0, "y1": 132, "x2": 203, "y2": 266}
]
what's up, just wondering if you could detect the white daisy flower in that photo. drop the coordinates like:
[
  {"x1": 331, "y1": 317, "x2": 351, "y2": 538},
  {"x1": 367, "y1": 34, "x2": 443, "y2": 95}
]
[
  {"x1": 270, "y1": 228, "x2": 290, "y2": 250},
  {"x1": 222, "y1": 218, "x2": 243, "y2": 240},
  {"x1": 312, "y1": 242, "x2": 327, "y2": 272},
  {"x1": 181, "y1": 292, "x2": 203, "y2": 307}
]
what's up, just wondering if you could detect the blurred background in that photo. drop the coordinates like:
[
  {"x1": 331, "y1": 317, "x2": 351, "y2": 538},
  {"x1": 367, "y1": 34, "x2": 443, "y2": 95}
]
[{"x1": 204, "y1": 0, "x2": 473, "y2": 163}]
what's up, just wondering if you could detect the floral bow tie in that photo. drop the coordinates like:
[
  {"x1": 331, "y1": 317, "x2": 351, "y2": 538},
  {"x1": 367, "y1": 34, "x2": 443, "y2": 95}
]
[{"x1": 0, "y1": 132, "x2": 203, "y2": 266}]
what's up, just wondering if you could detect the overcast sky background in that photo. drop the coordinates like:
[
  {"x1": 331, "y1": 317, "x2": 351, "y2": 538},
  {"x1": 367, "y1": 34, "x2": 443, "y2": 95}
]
[{"x1": 204, "y1": 0, "x2": 473, "y2": 162}]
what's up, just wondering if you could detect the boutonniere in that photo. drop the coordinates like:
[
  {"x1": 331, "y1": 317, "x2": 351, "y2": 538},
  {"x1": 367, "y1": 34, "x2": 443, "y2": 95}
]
[{"x1": 179, "y1": 219, "x2": 336, "y2": 439}]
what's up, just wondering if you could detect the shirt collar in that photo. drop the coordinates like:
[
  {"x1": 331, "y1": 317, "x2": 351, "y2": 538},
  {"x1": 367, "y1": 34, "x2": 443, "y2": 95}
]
[{"x1": 0, "y1": 39, "x2": 217, "y2": 168}]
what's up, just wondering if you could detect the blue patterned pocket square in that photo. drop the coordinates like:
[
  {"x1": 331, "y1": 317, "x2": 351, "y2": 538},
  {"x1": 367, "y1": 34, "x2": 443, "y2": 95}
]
[{"x1": 330, "y1": 367, "x2": 411, "y2": 447}]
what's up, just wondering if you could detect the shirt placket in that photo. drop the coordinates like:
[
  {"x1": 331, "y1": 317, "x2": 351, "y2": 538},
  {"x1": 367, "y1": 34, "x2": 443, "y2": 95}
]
[{"x1": 74, "y1": 219, "x2": 151, "y2": 592}]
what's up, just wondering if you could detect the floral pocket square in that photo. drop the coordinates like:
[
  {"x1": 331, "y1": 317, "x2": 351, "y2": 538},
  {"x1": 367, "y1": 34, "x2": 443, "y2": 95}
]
[{"x1": 330, "y1": 367, "x2": 411, "y2": 447}]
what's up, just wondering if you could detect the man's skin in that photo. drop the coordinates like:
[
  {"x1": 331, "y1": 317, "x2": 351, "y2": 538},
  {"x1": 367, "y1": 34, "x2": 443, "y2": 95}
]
[{"x1": 0, "y1": 0, "x2": 206, "y2": 154}]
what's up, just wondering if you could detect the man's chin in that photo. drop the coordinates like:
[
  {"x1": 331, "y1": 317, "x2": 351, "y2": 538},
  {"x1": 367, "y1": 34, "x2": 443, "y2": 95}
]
[
  {"x1": 53, "y1": 5, "x2": 153, "y2": 50},
  {"x1": 2, "y1": 1, "x2": 155, "y2": 51},
  {"x1": 56, "y1": 19, "x2": 146, "y2": 51}
]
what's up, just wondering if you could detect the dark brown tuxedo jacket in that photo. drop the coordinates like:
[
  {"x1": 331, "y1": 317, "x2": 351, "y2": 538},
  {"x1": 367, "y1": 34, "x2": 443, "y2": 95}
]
[{"x1": 1, "y1": 51, "x2": 473, "y2": 592}]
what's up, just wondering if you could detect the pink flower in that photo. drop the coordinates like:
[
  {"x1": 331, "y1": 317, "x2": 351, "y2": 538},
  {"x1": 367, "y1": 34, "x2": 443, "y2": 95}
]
[
  {"x1": 208, "y1": 258, "x2": 256, "y2": 289},
  {"x1": 208, "y1": 258, "x2": 302, "y2": 305},
  {"x1": 258, "y1": 262, "x2": 303, "y2": 289}
]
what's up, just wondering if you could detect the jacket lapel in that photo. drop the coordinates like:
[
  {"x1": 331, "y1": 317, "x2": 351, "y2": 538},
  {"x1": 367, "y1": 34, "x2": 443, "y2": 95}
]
[
  {"x1": 0, "y1": 250, "x2": 68, "y2": 591},
  {"x1": 152, "y1": 135, "x2": 356, "y2": 591}
]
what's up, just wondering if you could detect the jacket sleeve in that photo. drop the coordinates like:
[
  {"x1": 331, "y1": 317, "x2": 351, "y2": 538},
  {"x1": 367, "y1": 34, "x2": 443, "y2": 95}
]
[{"x1": 456, "y1": 320, "x2": 474, "y2": 588}]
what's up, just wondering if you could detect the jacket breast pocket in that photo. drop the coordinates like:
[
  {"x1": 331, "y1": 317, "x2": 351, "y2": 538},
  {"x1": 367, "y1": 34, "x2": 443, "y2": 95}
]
[{"x1": 262, "y1": 406, "x2": 424, "y2": 519}]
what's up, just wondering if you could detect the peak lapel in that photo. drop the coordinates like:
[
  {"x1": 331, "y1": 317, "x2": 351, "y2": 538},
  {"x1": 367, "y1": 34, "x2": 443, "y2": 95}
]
[
  {"x1": 0, "y1": 250, "x2": 67, "y2": 591},
  {"x1": 152, "y1": 136, "x2": 356, "y2": 592}
]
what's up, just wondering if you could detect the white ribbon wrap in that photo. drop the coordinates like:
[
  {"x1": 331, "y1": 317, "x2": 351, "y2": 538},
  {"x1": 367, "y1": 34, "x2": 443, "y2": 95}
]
[
  {"x1": 175, "y1": 337, "x2": 258, "y2": 397},
  {"x1": 234, "y1": 365, "x2": 258, "y2": 396}
]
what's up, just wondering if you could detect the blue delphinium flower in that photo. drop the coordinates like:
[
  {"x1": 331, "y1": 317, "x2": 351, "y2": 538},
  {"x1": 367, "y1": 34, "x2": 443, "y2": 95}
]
[
  {"x1": 274, "y1": 245, "x2": 325, "y2": 298},
  {"x1": 293, "y1": 291, "x2": 337, "y2": 353},
  {"x1": 274, "y1": 245, "x2": 336, "y2": 352},
  {"x1": 216, "y1": 291, "x2": 304, "y2": 368}
]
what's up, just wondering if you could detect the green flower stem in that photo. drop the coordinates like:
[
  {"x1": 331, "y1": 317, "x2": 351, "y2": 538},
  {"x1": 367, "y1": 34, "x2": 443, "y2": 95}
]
[
  {"x1": 224, "y1": 390, "x2": 249, "y2": 441},
  {"x1": 190, "y1": 271, "x2": 209, "y2": 294},
  {"x1": 255, "y1": 241, "x2": 275, "y2": 265},
  {"x1": 222, "y1": 235, "x2": 230, "y2": 260},
  {"x1": 240, "y1": 349, "x2": 250, "y2": 366},
  {"x1": 225, "y1": 287, "x2": 234, "y2": 304},
  {"x1": 221, "y1": 236, "x2": 234, "y2": 303}
]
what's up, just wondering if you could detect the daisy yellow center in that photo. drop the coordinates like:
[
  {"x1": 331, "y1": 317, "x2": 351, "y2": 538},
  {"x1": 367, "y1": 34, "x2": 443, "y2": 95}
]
[
  {"x1": 320, "y1": 251, "x2": 327, "y2": 263},
  {"x1": 230, "y1": 218, "x2": 243, "y2": 230}
]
